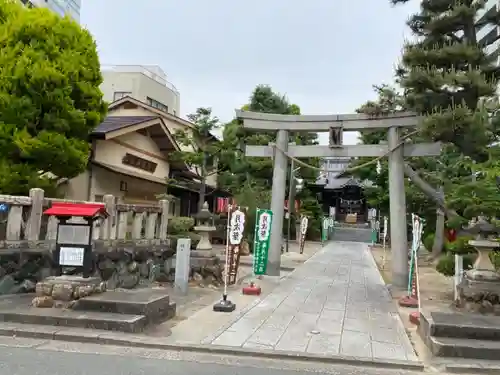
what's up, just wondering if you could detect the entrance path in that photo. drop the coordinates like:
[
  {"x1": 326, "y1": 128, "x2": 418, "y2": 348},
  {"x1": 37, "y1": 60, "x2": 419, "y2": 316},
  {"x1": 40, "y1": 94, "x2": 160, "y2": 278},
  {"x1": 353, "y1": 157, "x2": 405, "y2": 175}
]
[{"x1": 206, "y1": 241, "x2": 418, "y2": 362}]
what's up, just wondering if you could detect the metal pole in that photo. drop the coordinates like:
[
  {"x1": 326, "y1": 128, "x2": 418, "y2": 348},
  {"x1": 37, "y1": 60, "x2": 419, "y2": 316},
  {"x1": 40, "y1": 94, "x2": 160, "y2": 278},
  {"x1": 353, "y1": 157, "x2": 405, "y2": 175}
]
[
  {"x1": 268, "y1": 130, "x2": 289, "y2": 276},
  {"x1": 388, "y1": 126, "x2": 408, "y2": 289},
  {"x1": 286, "y1": 158, "x2": 294, "y2": 253}
]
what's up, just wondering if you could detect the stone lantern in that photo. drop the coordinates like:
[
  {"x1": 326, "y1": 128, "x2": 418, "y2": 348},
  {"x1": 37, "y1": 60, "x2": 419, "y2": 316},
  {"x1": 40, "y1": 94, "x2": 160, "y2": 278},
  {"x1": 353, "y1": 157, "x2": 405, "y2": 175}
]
[
  {"x1": 192, "y1": 201, "x2": 216, "y2": 254},
  {"x1": 460, "y1": 217, "x2": 500, "y2": 298}
]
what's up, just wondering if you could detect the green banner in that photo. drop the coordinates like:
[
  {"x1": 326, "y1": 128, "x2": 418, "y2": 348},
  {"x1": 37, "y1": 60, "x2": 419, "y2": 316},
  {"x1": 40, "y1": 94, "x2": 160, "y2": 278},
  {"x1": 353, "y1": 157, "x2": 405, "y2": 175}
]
[{"x1": 253, "y1": 209, "x2": 273, "y2": 275}]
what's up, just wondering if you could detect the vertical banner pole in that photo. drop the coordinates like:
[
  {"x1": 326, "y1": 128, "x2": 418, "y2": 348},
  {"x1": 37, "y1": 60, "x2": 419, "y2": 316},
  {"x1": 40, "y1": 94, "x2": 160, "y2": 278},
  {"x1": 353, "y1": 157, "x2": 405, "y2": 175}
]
[{"x1": 214, "y1": 204, "x2": 236, "y2": 312}]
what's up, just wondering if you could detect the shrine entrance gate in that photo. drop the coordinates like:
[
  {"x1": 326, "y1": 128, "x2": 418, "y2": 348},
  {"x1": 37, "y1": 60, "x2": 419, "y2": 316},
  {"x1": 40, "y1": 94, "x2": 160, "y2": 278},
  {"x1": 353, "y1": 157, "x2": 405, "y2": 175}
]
[{"x1": 236, "y1": 110, "x2": 441, "y2": 289}]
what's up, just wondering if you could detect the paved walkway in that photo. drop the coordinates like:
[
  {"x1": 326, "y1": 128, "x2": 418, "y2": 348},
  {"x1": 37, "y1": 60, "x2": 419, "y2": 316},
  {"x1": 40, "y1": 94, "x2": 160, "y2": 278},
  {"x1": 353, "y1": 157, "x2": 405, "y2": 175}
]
[{"x1": 206, "y1": 241, "x2": 417, "y2": 362}]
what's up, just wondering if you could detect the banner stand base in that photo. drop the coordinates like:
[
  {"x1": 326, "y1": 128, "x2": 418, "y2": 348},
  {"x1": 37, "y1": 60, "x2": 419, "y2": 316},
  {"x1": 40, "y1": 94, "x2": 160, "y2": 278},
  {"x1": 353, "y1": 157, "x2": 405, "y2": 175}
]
[
  {"x1": 398, "y1": 295, "x2": 419, "y2": 308},
  {"x1": 409, "y1": 311, "x2": 420, "y2": 325},
  {"x1": 242, "y1": 281, "x2": 261, "y2": 295},
  {"x1": 213, "y1": 294, "x2": 236, "y2": 312}
]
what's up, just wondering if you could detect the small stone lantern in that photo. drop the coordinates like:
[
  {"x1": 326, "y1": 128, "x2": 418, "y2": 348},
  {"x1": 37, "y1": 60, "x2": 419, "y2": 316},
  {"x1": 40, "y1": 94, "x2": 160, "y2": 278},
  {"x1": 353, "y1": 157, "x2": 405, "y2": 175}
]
[
  {"x1": 464, "y1": 217, "x2": 500, "y2": 282},
  {"x1": 192, "y1": 202, "x2": 216, "y2": 252}
]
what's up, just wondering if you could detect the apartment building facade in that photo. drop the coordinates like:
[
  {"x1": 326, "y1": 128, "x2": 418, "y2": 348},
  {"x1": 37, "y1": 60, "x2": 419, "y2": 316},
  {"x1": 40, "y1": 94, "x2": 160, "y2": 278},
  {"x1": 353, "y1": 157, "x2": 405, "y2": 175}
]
[
  {"x1": 100, "y1": 65, "x2": 181, "y2": 117},
  {"x1": 477, "y1": 0, "x2": 500, "y2": 63},
  {"x1": 21, "y1": 0, "x2": 81, "y2": 21}
]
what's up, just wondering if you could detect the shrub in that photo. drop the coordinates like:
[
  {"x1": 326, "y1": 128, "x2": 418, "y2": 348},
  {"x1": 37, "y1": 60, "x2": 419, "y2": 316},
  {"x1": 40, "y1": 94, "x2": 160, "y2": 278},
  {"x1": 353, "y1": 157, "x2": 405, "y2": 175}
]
[
  {"x1": 444, "y1": 236, "x2": 475, "y2": 255},
  {"x1": 423, "y1": 233, "x2": 435, "y2": 252},
  {"x1": 167, "y1": 216, "x2": 194, "y2": 235},
  {"x1": 490, "y1": 250, "x2": 500, "y2": 270},
  {"x1": 436, "y1": 252, "x2": 476, "y2": 276}
]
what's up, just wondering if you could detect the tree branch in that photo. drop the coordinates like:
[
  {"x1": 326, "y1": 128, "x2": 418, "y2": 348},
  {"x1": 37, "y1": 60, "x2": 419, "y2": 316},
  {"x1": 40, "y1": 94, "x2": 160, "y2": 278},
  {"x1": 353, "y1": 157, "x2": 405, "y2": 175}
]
[{"x1": 403, "y1": 163, "x2": 460, "y2": 218}]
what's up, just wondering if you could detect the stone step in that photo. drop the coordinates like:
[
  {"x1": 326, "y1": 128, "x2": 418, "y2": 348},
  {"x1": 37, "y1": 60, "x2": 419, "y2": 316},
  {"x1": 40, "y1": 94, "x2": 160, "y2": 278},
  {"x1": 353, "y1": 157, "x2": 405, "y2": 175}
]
[
  {"x1": 73, "y1": 289, "x2": 176, "y2": 324},
  {"x1": 0, "y1": 308, "x2": 147, "y2": 333},
  {"x1": 422, "y1": 311, "x2": 500, "y2": 342},
  {"x1": 429, "y1": 336, "x2": 500, "y2": 360},
  {"x1": 333, "y1": 227, "x2": 373, "y2": 243}
]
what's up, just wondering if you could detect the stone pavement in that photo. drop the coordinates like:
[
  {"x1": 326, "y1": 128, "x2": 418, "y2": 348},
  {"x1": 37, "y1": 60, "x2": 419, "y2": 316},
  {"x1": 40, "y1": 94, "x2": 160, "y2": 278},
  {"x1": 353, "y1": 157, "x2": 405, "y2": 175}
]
[{"x1": 206, "y1": 241, "x2": 417, "y2": 362}]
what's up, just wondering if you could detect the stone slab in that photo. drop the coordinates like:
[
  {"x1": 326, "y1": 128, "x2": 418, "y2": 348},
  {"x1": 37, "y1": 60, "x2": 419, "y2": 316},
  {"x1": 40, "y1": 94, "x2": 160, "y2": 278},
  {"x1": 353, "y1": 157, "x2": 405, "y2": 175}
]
[
  {"x1": 0, "y1": 308, "x2": 146, "y2": 333},
  {"x1": 74, "y1": 289, "x2": 175, "y2": 323}
]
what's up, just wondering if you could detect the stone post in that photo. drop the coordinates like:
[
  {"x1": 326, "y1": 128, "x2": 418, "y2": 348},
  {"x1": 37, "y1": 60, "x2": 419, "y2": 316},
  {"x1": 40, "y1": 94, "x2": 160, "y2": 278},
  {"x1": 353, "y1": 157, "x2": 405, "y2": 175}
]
[
  {"x1": 268, "y1": 130, "x2": 289, "y2": 276},
  {"x1": 174, "y1": 238, "x2": 191, "y2": 295},
  {"x1": 159, "y1": 199, "x2": 170, "y2": 240},
  {"x1": 388, "y1": 126, "x2": 408, "y2": 289},
  {"x1": 26, "y1": 188, "x2": 44, "y2": 241}
]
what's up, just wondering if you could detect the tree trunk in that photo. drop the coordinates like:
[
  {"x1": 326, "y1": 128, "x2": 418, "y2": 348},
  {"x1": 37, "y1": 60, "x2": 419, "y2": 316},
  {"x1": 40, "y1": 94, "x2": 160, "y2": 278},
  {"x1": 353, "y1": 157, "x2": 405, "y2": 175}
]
[
  {"x1": 432, "y1": 187, "x2": 445, "y2": 258},
  {"x1": 403, "y1": 163, "x2": 460, "y2": 218},
  {"x1": 198, "y1": 153, "x2": 207, "y2": 212}
]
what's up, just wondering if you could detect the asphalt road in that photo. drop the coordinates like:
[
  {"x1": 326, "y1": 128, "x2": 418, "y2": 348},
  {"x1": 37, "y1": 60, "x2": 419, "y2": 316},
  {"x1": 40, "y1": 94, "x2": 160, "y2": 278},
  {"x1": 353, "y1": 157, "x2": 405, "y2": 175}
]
[{"x1": 0, "y1": 337, "x2": 424, "y2": 375}]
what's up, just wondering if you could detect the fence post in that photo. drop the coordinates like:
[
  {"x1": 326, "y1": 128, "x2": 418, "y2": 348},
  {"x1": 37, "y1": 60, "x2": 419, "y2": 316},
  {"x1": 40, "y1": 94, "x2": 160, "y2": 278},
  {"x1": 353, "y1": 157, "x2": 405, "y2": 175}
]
[
  {"x1": 454, "y1": 254, "x2": 464, "y2": 303},
  {"x1": 159, "y1": 199, "x2": 170, "y2": 240},
  {"x1": 101, "y1": 194, "x2": 115, "y2": 240},
  {"x1": 26, "y1": 188, "x2": 44, "y2": 241}
]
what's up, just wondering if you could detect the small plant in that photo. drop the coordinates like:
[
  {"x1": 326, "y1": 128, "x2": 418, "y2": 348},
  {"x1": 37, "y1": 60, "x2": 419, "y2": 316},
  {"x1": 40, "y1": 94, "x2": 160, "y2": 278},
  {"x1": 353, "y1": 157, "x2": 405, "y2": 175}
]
[
  {"x1": 436, "y1": 252, "x2": 476, "y2": 277},
  {"x1": 167, "y1": 217, "x2": 194, "y2": 235}
]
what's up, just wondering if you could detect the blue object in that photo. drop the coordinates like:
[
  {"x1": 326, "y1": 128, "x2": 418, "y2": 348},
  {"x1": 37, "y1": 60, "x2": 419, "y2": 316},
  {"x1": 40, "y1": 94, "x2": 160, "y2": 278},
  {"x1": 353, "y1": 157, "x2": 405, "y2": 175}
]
[{"x1": 0, "y1": 204, "x2": 8, "y2": 213}]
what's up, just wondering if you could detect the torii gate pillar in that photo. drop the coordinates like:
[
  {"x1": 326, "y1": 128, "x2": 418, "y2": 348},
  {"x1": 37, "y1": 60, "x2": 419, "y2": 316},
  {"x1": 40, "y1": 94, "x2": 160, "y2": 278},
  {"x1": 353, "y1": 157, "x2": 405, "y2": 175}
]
[
  {"x1": 268, "y1": 130, "x2": 289, "y2": 276},
  {"x1": 387, "y1": 127, "x2": 408, "y2": 288}
]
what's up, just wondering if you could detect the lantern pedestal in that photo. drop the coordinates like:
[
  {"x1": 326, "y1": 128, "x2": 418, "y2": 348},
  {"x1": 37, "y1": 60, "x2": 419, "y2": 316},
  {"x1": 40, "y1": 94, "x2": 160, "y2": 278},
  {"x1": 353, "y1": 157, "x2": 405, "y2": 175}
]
[{"x1": 213, "y1": 294, "x2": 236, "y2": 312}]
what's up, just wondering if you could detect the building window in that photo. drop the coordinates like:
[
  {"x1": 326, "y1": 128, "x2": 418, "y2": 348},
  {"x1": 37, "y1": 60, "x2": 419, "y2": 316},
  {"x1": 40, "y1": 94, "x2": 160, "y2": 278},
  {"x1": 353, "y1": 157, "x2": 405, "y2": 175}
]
[
  {"x1": 113, "y1": 91, "x2": 132, "y2": 101},
  {"x1": 147, "y1": 97, "x2": 169, "y2": 113}
]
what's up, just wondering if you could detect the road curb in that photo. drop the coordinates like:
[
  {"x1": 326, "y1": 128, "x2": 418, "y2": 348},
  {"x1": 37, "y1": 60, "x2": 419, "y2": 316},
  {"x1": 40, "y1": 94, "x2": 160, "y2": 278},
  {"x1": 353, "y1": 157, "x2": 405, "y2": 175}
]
[{"x1": 0, "y1": 325, "x2": 425, "y2": 371}]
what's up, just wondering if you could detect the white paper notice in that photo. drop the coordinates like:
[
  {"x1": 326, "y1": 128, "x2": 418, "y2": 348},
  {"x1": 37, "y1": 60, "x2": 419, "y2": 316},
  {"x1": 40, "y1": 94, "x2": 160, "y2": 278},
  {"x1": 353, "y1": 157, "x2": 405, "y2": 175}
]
[{"x1": 59, "y1": 247, "x2": 85, "y2": 266}]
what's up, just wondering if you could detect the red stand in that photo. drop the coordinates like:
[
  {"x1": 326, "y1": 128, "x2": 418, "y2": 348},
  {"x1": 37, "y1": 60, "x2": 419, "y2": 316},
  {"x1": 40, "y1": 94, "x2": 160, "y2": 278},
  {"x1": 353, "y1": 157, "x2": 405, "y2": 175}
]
[
  {"x1": 398, "y1": 266, "x2": 419, "y2": 308},
  {"x1": 242, "y1": 281, "x2": 261, "y2": 296}
]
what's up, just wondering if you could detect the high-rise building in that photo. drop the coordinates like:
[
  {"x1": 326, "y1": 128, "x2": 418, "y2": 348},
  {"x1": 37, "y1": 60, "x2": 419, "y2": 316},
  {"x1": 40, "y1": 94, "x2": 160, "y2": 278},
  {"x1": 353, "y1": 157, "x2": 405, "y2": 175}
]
[
  {"x1": 20, "y1": 0, "x2": 81, "y2": 22},
  {"x1": 476, "y1": 0, "x2": 500, "y2": 64},
  {"x1": 100, "y1": 65, "x2": 181, "y2": 117}
]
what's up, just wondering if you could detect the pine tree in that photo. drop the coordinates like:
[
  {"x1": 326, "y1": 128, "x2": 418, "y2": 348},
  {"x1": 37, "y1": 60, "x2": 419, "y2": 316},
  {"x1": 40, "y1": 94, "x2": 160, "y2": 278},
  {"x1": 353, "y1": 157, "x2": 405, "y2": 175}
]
[{"x1": 393, "y1": 0, "x2": 500, "y2": 162}]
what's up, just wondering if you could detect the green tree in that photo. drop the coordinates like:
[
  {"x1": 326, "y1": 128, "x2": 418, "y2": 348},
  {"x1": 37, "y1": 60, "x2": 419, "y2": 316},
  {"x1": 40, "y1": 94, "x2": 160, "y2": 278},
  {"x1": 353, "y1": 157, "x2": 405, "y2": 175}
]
[
  {"x1": 0, "y1": 1, "x2": 107, "y2": 195},
  {"x1": 172, "y1": 107, "x2": 223, "y2": 212},
  {"x1": 220, "y1": 85, "x2": 321, "y2": 243},
  {"x1": 352, "y1": 85, "x2": 472, "y2": 256},
  {"x1": 392, "y1": 0, "x2": 500, "y2": 162}
]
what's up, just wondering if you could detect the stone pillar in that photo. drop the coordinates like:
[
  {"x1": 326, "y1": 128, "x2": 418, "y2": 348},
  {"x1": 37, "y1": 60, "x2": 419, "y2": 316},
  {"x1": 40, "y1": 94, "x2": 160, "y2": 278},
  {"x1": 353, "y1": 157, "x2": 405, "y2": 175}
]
[
  {"x1": 268, "y1": 130, "x2": 289, "y2": 276},
  {"x1": 388, "y1": 126, "x2": 408, "y2": 289}
]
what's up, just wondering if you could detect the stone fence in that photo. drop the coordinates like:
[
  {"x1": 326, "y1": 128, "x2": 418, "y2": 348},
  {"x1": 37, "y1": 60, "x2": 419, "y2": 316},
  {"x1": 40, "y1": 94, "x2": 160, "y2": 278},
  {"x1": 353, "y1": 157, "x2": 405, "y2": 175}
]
[
  {"x1": 0, "y1": 188, "x2": 178, "y2": 294},
  {"x1": 0, "y1": 188, "x2": 170, "y2": 252}
]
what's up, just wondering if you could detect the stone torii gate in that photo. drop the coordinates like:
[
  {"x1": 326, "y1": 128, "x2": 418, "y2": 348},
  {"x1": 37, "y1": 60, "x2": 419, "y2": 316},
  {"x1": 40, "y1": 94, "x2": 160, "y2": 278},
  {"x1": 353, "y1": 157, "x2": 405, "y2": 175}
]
[{"x1": 236, "y1": 110, "x2": 441, "y2": 289}]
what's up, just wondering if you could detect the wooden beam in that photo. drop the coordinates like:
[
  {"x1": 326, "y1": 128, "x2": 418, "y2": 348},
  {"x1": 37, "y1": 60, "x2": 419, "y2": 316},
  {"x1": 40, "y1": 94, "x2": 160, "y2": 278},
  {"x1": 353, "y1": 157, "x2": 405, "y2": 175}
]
[
  {"x1": 236, "y1": 110, "x2": 421, "y2": 131},
  {"x1": 245, "y1": 143, "x2": 442, "y2": 158}
]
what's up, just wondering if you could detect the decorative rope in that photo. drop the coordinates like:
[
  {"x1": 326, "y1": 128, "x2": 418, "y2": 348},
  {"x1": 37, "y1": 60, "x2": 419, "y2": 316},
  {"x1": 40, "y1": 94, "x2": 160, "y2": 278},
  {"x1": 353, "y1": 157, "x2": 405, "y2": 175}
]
[{"x1": 272, "y1": 129, "x2": 420, "y2": 173}]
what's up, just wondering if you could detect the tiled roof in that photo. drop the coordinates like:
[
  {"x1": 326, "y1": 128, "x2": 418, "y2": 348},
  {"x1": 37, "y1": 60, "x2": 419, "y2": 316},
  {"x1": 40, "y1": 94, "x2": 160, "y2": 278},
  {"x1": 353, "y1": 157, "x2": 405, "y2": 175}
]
[{"x1": 92, "y1": 116, "x2": 159, "y2": 134}]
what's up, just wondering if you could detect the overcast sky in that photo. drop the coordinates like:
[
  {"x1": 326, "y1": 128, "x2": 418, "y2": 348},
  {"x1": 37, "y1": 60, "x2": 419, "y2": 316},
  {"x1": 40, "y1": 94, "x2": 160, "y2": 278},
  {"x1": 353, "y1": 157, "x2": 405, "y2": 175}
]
[{"x1": 80, "y1": 0, "x2": 418, "y2": 144}]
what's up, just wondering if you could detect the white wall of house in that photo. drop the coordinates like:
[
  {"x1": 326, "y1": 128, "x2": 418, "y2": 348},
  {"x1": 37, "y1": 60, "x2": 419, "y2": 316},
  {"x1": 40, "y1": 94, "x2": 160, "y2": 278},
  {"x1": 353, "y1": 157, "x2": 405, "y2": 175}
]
[
  {"x1": 101, "y1": 66, "x2": 181, "y2": 116},
  {"x1": 93, "y1": 133, "x2": 170, "y2": 182}
]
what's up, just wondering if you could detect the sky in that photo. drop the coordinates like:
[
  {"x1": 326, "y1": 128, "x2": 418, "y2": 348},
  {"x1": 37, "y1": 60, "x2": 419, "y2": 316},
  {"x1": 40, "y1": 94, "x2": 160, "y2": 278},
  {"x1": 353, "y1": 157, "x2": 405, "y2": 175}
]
[{"x1": 80, "y1": 0, "x2": 419, "y2": 145}]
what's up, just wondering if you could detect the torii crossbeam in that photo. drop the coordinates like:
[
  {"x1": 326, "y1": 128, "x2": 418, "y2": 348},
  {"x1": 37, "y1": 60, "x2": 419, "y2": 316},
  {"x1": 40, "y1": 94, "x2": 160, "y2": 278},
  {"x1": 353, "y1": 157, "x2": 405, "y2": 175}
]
[{"x1": 237, "y1": 109, "x2": 441, "y2": 289}]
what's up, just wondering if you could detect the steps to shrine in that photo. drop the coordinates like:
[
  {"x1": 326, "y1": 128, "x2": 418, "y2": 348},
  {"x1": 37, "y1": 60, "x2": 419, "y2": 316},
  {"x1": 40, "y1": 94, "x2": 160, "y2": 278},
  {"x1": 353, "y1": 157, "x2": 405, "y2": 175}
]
[
  {"x1": 333, "y1": 226, "x2": 372, "y2": 243},
  {"x1": 0, "y1": 289, "x2": 176, "y2": 334},
  {"x1": 419, "y1": 310, "x2": 500, "y2": 360}
]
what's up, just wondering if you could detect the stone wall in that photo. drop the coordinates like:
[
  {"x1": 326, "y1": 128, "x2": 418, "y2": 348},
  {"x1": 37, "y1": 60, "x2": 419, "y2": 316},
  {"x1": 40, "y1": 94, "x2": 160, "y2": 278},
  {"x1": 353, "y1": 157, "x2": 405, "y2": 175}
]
[{"x1": 0, "y1": 188, "x2": 183, "y2": 294}]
